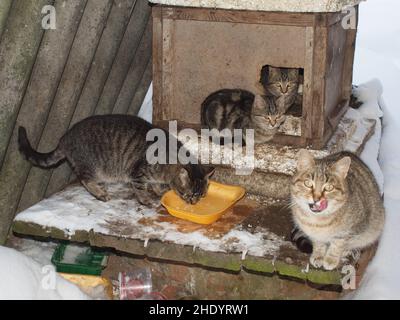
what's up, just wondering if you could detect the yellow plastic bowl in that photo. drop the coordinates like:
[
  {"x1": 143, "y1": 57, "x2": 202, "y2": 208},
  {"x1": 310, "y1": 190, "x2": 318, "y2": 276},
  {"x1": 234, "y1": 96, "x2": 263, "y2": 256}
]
[{"x1": 161, "y1": 181, "x2": 245, "y2": 225}]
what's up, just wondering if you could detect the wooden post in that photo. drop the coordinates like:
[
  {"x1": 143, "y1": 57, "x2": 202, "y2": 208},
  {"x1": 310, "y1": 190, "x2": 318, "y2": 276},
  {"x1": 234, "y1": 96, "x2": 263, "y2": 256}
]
[
  {"x1": 0, "y1": 0, "x2": 85, "y2": 244},
  {"x1": 17, "y1": 0, "x2": 113, "y2": 212},
  {"x1": 0, "y1": 0, "x2": 12, "y2": 39},
  {"x1": 152, "y1": 6, "x2": 163, "y2": 123}
]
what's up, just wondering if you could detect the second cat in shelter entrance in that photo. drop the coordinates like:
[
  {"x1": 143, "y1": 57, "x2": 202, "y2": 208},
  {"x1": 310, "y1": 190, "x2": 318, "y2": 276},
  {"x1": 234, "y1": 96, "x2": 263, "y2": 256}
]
[
  {"x1": 201, "y1": 89, "x2": 286, "y2": 144},
  {"x1": 261, "y1": 65, "x2": 302, "y2": 113}
]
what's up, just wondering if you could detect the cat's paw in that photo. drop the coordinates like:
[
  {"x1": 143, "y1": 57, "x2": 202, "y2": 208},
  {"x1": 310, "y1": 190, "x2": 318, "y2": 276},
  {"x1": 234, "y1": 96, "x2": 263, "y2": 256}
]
[
  {"x1": 137, "y1": 197, "x2": 159, "y2": 208},
  {"x1": 97, "y1": 194, "x2": 111, "y2": 202},
  {"x1": 310, "y1": 254, "x2": 324, "y2": 268},
  {"x1": 322, "y1": 256, "x2": 340, "y2": 270}
]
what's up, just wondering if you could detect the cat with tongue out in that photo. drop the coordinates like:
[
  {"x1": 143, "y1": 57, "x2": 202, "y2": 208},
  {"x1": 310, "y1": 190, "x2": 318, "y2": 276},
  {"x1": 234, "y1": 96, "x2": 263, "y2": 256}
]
[{"x1": 290, "y1": 150, "x2": 385, "y2": 270}]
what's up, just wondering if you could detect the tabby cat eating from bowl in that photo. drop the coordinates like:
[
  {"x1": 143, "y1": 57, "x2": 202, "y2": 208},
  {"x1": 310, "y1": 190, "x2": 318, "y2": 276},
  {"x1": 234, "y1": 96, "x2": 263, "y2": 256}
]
[{"x1": 19, "y1": 115, "x2": 214, "y2": 207}]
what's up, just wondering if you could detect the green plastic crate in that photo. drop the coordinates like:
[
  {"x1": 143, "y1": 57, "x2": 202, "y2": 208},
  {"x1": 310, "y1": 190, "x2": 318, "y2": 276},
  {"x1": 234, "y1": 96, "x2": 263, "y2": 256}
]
[{"x1": 51, "y1": 244, "x2": 108, "y2": 276}]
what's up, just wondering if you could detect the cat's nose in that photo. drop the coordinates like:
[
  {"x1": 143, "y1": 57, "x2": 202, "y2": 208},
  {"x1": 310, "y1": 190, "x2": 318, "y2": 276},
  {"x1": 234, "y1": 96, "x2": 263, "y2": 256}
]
[{"x1": 313, "y1": 193, "x2": 322, "y2": 203}]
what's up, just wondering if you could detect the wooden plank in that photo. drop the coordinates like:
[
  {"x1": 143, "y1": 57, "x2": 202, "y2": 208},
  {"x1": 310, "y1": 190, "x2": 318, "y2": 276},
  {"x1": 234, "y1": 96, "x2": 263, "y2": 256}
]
[
  {"x1": 0, "y1": 0, "x2": 12, "y2": 39},
  {"x1": 112, "y1": 17, "x2": 153, "y2": 114},
  {"x1": 307, "y1": 21, "x2": 328, "y2": 149},
  {"x1": 45, "y1": 0, "x2": 137, "y2": 197},
  {"x1": 160, "y1": 17, "x2": 175, "y2": 120},
  {"x1": 324, "y1": 22, "x2": 350, "y2": 143},
  {"x1": 152, "y1": 6, "x2": 164, "y2": 123},
  {"x1": 0, "y1": 0, "x2": 54, "y2": 169},
  {"x1": 161, "y1": 6, "x2": 317, "y2": 27},
  {"x1": 302, "y1": 26, "x2": 315, "y2": 146},
  {"x1": 0, "y1": 0, "x2": 87, "y2": 244},
  {"x1": 94, "y1": 0, "x2": 151, "y2": 115},
  {"x1": 17, "y1": 0, "x2": 113, "y2": 212},
  {"x1": 341, "y1": 6, "x2": 358, "y2": 102},
  {"x1": 127, "y1": 57, "x2": 152, "y2": 115}
]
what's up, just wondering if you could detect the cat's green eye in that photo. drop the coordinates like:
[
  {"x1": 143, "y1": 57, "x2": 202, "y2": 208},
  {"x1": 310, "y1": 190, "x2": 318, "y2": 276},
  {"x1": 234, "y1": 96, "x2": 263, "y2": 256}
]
[
  {"x1": 304, "y1": 180, "x2": 313, "y2": 188},
  {"x1": 324, "y1": 184, "x2": 334, "y2": 192}
]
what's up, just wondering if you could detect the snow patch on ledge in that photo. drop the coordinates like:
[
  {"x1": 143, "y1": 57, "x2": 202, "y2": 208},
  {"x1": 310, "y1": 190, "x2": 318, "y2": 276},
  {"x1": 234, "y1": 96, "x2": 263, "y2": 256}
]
[
  {"x1": 149, "y1": 0, "x2": 364, "y2": 13},
  {"x1": 15, "y1": 184, "x2": 284, "y2": 258}
]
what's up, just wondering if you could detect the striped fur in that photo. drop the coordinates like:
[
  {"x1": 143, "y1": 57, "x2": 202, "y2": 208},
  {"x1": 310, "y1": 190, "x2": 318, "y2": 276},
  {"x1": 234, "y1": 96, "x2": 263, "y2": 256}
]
[
  {"x1": 201, "y1": 89, "x2": 286, "y2": 144},
  {"x1": 19, "y1": 115, "x2": 214, "y2": 206},
  {"x1": 261, "y1": 66, "x2": 301, "y2": 113},
  {"x1": 290, "y1": 150, "x2": 385, "y2": 270}
]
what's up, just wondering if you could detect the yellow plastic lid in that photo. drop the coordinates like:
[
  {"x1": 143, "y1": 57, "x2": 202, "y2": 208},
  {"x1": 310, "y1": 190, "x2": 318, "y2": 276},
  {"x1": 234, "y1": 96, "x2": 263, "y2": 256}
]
[{"x1": 160, "y1": 181, "x2": 245, "y2": 225}]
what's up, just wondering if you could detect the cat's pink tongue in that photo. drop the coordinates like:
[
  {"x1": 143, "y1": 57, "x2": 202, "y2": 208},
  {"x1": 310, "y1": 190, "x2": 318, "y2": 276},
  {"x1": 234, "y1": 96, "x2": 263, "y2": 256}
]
[{"x1": 317, "y1": 199, "x2": 328, "y2": 211}]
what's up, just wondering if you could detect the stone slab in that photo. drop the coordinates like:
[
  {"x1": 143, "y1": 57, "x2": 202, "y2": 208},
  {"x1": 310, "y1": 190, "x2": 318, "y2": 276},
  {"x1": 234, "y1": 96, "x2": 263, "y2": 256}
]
[{"x1": 149, "y1": 0, "x2": 364, "y2": 13}]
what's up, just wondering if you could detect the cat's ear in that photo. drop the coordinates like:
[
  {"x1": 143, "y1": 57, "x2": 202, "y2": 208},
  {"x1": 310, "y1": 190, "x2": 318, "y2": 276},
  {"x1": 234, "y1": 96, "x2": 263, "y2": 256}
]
[
  {"x1": 253, "y1": 95, "x2": 267, "y2": 111},
  {"x1": 331, "y1": 157, "x2": 351, "y2": 179},
  {"x1": 297, "y1": 149, "x2": 315, "y2": 172},
  {"x1": 269, "y1": 66, "x2": 280, "y2": 75},
  {"x1": 268, "y1": 66, "x2": 280, "y2": 81},
  {"x1": 288, "y1": 68, "x2": 299, "y2": 79},
  {"x1": 178, "y1": 167, "x2": 190, "y2": 187},
  {"x1": 204, "y1": 166, "x2": 215, "y2": 179}
]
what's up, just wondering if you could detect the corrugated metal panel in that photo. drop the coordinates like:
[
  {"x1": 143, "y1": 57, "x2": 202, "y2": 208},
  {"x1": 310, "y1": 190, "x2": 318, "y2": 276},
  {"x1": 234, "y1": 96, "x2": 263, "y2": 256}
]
[{"x1": 0, "y1": 0, "x2": 152, "y2": 243}]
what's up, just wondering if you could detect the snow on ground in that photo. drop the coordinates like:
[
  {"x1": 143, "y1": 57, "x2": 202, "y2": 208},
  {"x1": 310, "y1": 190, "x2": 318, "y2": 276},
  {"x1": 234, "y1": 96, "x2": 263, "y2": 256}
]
[
  {"x1": 0, "y1": 246, "x2": 89, "y2": 300},
  {"x1": 137, "y1": 83, "x2": 153, "y2": 123},
  {"x1": 350, "y1": 0, "x2": 400, "y2": 299},
  {"x1": 9, "y1": 237, "x2": 57, "y2": 266}
]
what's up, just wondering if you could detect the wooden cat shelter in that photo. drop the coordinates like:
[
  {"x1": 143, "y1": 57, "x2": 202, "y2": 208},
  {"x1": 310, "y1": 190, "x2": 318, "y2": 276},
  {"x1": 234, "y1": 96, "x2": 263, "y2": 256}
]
[{"x1": 151, "y1": 0, "x2": 360, "y2": 149}]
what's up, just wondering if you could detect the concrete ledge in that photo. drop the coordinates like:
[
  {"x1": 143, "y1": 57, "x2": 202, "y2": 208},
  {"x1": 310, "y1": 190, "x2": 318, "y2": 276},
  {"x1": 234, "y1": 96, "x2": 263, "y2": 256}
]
[
  {"x1": 13, "y1": 217, "x2": 348, "y2": 286},
  {"x1": 149, "y1": 0, "x2": 364, "y2": 13}
]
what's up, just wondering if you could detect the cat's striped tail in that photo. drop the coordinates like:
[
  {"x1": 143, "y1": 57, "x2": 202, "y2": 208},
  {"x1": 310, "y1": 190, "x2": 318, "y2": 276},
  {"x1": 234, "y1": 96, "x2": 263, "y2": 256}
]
[{"x1": 18, "y1": 126, "x2": 65, "y2": 168}]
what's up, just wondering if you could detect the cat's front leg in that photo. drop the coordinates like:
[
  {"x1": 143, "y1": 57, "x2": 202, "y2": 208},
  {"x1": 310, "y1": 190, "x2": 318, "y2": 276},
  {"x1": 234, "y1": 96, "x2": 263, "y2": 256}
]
[
  {"x1": 151, "y1": 183, "x2": 170, "y2": 197},
  {"x1": 310, "y1": 242, "x2": 327, "y2": 268},
  {"x1": 130, "y1": 182, "x2": 160, "y2": 208},
  {"x1": 323, "y1": 239, "x2": 346, "y2": 270}
]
